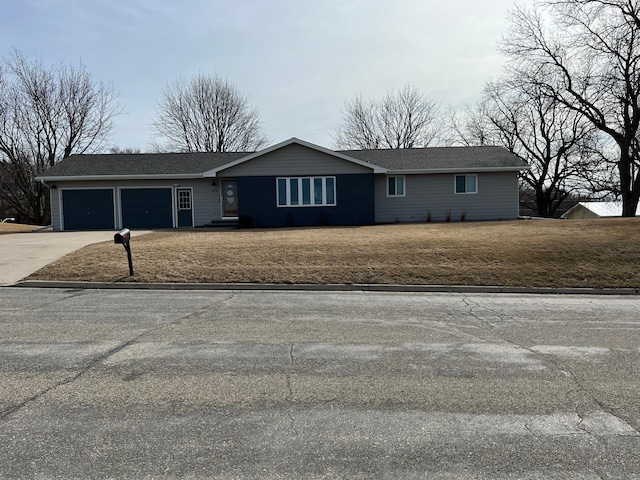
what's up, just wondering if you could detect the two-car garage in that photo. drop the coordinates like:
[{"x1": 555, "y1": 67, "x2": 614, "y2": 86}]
[{"x1": 61, "y1": 188, "x2": 177, "y2": 230}]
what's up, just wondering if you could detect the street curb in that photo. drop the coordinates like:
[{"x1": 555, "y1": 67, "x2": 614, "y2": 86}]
[{"x1": 10, "y1": 280, "x2": 640, "y2": 295}]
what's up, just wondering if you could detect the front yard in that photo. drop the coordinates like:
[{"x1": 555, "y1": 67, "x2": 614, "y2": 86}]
[{"x1": 26, "y1": 218, "x2": 640, "y2": 288}]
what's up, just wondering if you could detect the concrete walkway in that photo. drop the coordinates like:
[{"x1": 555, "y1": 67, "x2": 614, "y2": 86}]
[{"x1": 0, "y1": 231, "x2": 144, "y2": 286}]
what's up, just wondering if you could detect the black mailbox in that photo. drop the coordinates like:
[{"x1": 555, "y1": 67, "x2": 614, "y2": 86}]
[
  {"x1": 114, "y1": 228, "x2": 131, "y2": 245},
  {"x1": 114, "y1": 228, "x2": 134, "y2": 276}
]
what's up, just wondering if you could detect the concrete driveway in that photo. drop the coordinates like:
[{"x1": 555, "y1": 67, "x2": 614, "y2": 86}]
[{"x1": 0, "y1": 231, "x2": 142, "y2": 286}]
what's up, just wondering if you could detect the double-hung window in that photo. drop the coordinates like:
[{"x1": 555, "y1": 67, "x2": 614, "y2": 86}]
[
  {"x1": 387, "y1": 176, "x2": 405, "y2": 197},
  {"x1": 455, "y1": 174, "x2": 477, "y2": 194},
  {"x1": 277, "y1": 177, "x2": 336, "y2": 207}
]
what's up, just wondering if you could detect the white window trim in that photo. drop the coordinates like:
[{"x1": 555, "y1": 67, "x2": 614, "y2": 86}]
[
  {"x1": 177, "y1": 189, "x2": 192, "y2": 210},
  {"x1": 386, "y1": 175, "x2": 406, "y2": 197},
  {"x1": 454, "y1": 174, "x2": 478, "y2": 194},
  {"x1": 277, "y1": 176, "x2": 337, "y2": 207}
]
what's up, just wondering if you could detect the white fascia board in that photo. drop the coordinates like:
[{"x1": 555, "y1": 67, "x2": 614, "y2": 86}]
[
  {"x1": 385, "y1": 165, "x2": 531, "y2": 175},
  {"x1": 202, "y1": 137, "x2": 387, "y2": 176},
  {"x1": 36, "y1": 173, "x2": 203, "y2": 182}
]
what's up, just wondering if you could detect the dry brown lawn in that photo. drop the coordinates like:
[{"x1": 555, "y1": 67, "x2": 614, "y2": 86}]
[
  {"x1": 0, "y1": 223, "x2": 41, "y2": 234},
  {"x1": 26, "y1": 218, "x2": 640, "y2": 288}
]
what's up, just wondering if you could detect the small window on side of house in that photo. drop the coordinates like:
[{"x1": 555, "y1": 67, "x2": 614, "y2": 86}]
[
  {"x1": 387, "y1": 176, "x2": 405, "y2": 197},
  {"x1": 455, "y1": 174, "x2": 477, "y2": 194}
]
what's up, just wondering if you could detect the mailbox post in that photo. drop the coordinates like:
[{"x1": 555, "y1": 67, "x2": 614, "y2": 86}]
[{"x1": 114, "y1": 228, "x2": 134, "y2": 276}]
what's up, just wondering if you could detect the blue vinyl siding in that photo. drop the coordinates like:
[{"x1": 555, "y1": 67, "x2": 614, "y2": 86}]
[{"x1": 237, "y1": 174, "x2": 375, "y2": 227}]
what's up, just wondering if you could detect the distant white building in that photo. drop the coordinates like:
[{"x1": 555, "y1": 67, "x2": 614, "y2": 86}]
[{"x1": 561, "y1": 201, "x2": 639, "y2": 219}]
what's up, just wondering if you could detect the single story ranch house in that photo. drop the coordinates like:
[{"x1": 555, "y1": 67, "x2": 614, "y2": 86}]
[{"x1": 37, "y1": 138, "x2": 529, "y2": 231}]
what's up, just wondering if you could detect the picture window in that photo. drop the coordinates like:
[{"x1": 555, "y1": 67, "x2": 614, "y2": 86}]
[{"x1": 277, "y1": 177, "x2": 336, "y2": 207}]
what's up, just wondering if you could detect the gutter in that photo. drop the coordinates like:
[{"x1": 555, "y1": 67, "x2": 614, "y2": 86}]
[
  {"x1": 35, "y1": 173, "x2": 204, "y2": 182},
  {"x1": 386, "y1": 165, "x2": 531, "y2": 175}
]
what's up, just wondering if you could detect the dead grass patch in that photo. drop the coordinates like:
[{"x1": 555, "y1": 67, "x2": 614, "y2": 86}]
[
  {"x1": 28, "y1": 219, "x2": 640, "y2": 287},
  {"x1": 0, "y1": 223, "x2": 41, "y2": 234}
]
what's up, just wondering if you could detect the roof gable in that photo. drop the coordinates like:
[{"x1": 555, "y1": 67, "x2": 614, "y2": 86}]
[
  {"x1": 204, "y1": 138, "x2": 387, "y2": 177},
  {"x1": 561, "y1": 201, "x2": 639, "y2": 218}
]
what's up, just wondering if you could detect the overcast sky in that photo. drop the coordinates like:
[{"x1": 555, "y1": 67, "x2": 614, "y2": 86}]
[{"x1": 0, "y1": 0, "x2": 530, "y2": 151}]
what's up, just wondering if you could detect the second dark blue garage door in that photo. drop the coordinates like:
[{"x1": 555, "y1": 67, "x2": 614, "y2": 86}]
[{"x1": 120, "y1": 188, "x2": 173, "y2": 229}]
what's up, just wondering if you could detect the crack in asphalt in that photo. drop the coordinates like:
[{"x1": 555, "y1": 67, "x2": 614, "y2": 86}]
[
  {"x1": 286, "y1": 343, "x2": 298, "y2": 436},
  {"x1": 522, "y1": 422, "x2": 542, "y2": 444},
  {"x1": 0, "y1": 338, "x2": 135, "y2": 420},
  {"x1": 286, "y1": 344, "x2": 295, "y2": 401},
  {"x1": 460, "y1": 295, "x2": 640, "y2": 438},
  {"x1": 454, "y1": 297, "x2": 517, "y2": 347},
  {"x1": 0, "y1": 295, "x2": 230, "y2": 421},
  {"x1": 558, "y1": 359, "x2": 640, "y2": 437},
  {"x1": 461, "y1": 297, "x2": 504, "y2": 331},
  {"x1": 22, "y1": 287, "x2": 89, "y2": 311},
  {"x1": 286, "y1": 410, "x2": 299, "y2": 436}
]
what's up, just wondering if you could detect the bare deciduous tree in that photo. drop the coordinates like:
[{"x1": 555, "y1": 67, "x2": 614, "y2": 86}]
[
  {"x1": 489, "y1": 80, "x2": 606, "y2": 217},
  {"x1": 501, "y1": 0, "x2": 640, "y2": 216},
  {"x1": 109, "y1": 146, "x2": 142, "y2": 154},
  {"x1": 449, "y1": 78, "x2": 608, "y2": 217},
  {"x1": 334, "y1": 85, "x2": 442, "y2": 149},
  {"x1": 0, "y1": 50, "x2": 121, "y2": 224},
  {"x1": 446, "y1": 103, "x2": 496, "y2": 147},
  {"x1": 152, "y1": 74, "x2": 268, "y2": 153}
]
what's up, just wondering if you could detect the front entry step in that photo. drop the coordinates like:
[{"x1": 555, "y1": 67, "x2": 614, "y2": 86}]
[{"x1": 199, "y1": 220, "x2": 238, "y2": 229}]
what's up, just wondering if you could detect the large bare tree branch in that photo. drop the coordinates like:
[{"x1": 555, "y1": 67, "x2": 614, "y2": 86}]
[{"x1": 152, "y1": 74, "x2": 268, "y2": 153}]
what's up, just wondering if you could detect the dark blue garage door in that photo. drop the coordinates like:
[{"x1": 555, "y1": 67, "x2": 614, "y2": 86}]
[
  {"x1": 121, "y1": 188, "x2": 173, "y2": 229},
  {"x1": 62, "y1": 189, "x2": 115, "y2": 230}
]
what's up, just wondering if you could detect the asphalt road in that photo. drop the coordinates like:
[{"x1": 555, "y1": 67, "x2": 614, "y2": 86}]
[{"x1": 1, "y1": 288, "x2": 640, "y2": 479}]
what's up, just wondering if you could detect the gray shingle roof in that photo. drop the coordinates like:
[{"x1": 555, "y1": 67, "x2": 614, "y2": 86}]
[
  {"x1": 339, "y1": 146, "x2": 527, "y2": 170},
  {"x1": 38, "y1": 144, "x2": 527, "y2": 179},
  {"x1": 39, "y1": 151, "x2": 249, "y2": 178}
]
